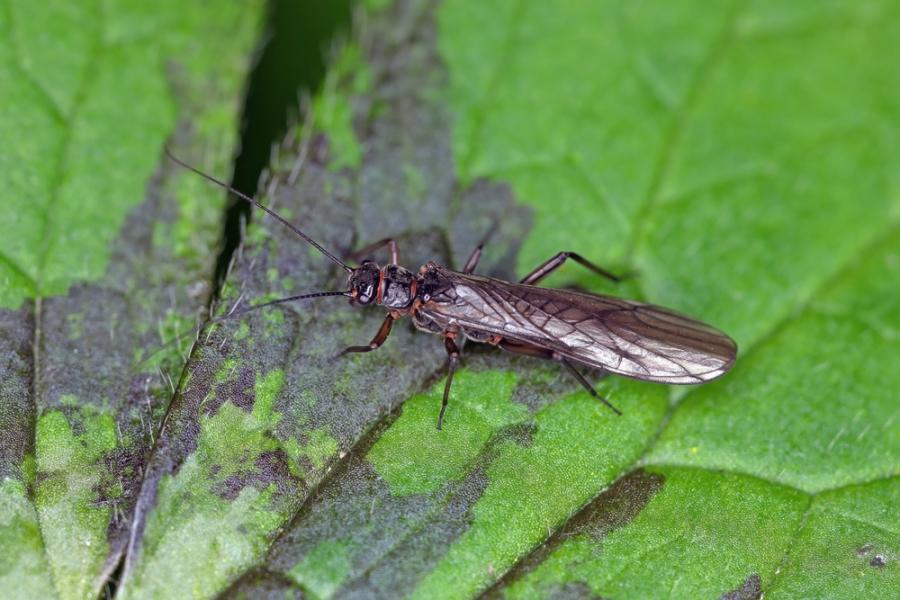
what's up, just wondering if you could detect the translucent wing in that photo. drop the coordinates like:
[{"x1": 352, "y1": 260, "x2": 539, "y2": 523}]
[{"x1": 418, "y1": 268, "x2": 736, "y2": 384}]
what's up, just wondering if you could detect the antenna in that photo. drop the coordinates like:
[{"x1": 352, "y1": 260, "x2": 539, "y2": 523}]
[
  {"x1": 225, "y1": 290, "x2": 350, "y2": 315},
  {"x1": 164, "y1": 146, "x2": 353, "y2": 273},
  {"x1": 137, "y1": 290, "x2": 351, "y2": 369}
]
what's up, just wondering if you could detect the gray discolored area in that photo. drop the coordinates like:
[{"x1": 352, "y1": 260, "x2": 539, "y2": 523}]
[
  {"x1": 0, "y1": 124, "x2": 242, "y2": 597},
  {"x1": 352, "y1": 0, "x2": 532, "y2": 275},
  {"x1": 120, "y1": 0, "x2": 535, "y2": 594},
  {"x1": 122, "y1": 143, "x2": 378, "y2": 586},
  {"x1": 355, "y1": 0, "x2": 456, "y2": 242},
  {"x1": 719, "y1": 573, "x2": 762, "y2": 600},
  {"x1": 242, "y1": 351, "x2": 576, "y2": 600},
  {"x1": 450, "y1": 178, "x2": 532, "y2": 283},
  {"x1": 557, "y1": 469, "x2": 666, "y2": 542},
  {"x1": 125, "y1": 3, "x2": 536, "y2": 589},
  {"x1": 544, "y1": 582, "x2": 608, "y2": 600},
  {"x1": 221, "y1": 571, "x2": 309, "y2": 600},
  {"x1": 0, "y1": 305, "x2": 34, "y2": 481},
  {"x1": 37, "y1": 156, "x2": 220, "y2": 522},
  {"x1": 338, "y1": 463, "x2": 493, "y2": 600}
]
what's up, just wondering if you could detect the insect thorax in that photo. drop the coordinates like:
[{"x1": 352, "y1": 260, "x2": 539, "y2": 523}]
[
  {"x1": 381, "y1": 264, "x2": 415, "y2": 309},
  {"x1": 415, "y1": 262, "x2": 453, "y2": 303}
]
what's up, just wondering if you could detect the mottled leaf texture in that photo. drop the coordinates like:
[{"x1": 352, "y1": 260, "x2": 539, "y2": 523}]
[
  {"x1": 3, "y1": 0, "x2": 900, "y2": 599},
  {"x1": 215, "y1": 0, "x2": 895, "y2": 598},
  {"x1": 0, "y1": 2, "x2": 263, "y2": 599}
]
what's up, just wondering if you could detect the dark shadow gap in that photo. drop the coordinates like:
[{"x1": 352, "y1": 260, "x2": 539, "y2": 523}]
[
  {"x1": 214, "y1": 0, "x2": 354, "y2": 292},
  {"x1": 103, "y1": 1, "x2": 352, "y2": 597}
]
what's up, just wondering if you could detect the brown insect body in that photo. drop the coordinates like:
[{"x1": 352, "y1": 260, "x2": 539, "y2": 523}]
[
  {"x1": 166, "y1": 149, "x2": 738, "y2": 430},
  {"x1": 347, "y1": 253, "x2": 736, "y2": 428},
  {"x1": 409, "y1": 263, "x2": 735, "y2": 384}
]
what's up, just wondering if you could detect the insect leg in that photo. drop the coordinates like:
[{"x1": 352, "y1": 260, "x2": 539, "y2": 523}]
[
  {"x1": 462, "y1": 244, "x2": 483, "y2": 274},
  {"x1": 438, "y1": 335, "x2": 461, "y2": 430},
  {"x1": 497, "y1": 339, "x2": 621, "y2": 415},
  {"x1": 519, "y1": 252, "x2": 624, "y2": 285},
  {"x1": 462, "y1": 222, "x2": 499, "y2": 274},
  {"x1": 496, "y1": 339, "x2": 556, "y2": 360},
  {"x1": 559, "y1": 358, "x2": 622, "y2": 415},
  {"x1": 337, "y1": 314, "x2": 394, "y2": 356},
  {"x1": 347, "y1": 238, "x2": 400, "y2": 265}
]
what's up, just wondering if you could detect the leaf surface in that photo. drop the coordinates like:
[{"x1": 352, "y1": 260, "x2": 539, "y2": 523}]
[
  {"x1": 0, "y1": 2, "x2": 263, "y2": 598},
  {"x1": 216, "y1": 0, "x2": 900, "y2": 598},
  {"x1": 3, "y1": 0, "x2": 899, "y2": 598}
]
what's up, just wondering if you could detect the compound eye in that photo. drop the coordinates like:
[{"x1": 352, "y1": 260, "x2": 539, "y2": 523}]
[{"x1": 356, "y1": 283, "x2": 375, "y2": 304}]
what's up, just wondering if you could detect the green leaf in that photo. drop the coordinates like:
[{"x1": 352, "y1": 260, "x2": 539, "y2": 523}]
[
  {"x1": 0, "y1": 2, "x2": 263, "y2": 599},
  {"x1": 769, "y1": 478, "x2": 900, "y2": 597},
  {"x1": 499, "y1": 467, "x2": 809, "y2": 599},
  {"x1": 206, "y1": 0, "x2": 898, "y2": 598},
  {"x1": 647, "y1": 233, "x2": 900, "y2": 492},
  {"x1": 4, "y1": 0, "x2": 899, "y2": 598}
]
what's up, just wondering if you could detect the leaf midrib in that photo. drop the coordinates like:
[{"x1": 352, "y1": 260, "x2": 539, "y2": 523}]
[
  {"x1": 34, "y1": 4, "x2": 105, "y2": 296},
  {"x1": 7, "y1": 0, "x2": 108, "y2": 596},
  {"x1": 621, "y1": 0, "x2": 745, "y2": 264}
]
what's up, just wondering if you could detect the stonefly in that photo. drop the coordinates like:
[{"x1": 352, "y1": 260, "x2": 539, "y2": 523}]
[{"x1": 167, "y1": 149, "x2": 737, "y2": 430}]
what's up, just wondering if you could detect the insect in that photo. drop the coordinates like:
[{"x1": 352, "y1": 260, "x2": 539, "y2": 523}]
[{"x1": 167, "y1": 150, "x2": 737, "y2": 429}]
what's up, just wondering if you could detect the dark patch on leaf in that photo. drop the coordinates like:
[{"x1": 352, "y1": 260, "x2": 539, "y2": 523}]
[
  {"x1": 854, "y1": 540, "x2": 891, "y2": 569},
  {"x1": 355, "y1": 3, "x2": 455, "y2": 241},
  {"x1": 719, "y1": 573, "x2": 762, "y2": 600},
  {"x1": 100, "y1": 444, "x2": 146, "y2": 539},
  {"x1": 506, "y1": 356, "x2": 580, "y2": 414},
  {"x1": 211, "y1": 365, "x2": 257, "y2": 414},
  {"x1": 221, "y1": 569, "x2": 308, "y2": 600},
  {"x1": 450, "y1": 178, "x2": 533, "y2": 281},
  {"x1": 261, "y1": 349, "x2": 577, "y2": 598},
  {"x1": 121, "y1": 0, "x2": 536, "y2": 594},
  {"x1": 338, "y1": 463, "x2": 493, "y2": 599},
  {"x1": 217, "y1": 450, "x2": 299, "y2": 502},
  {"x1": 869, "y1": 554, "x2": 887, "y2": 569},
  {"x1": 0, "y1": 305, "x2": 35, "y2": 482},
  {"x1": 566, "y1": 470, "x2": 666, "y2": 542},
  {"x1": 3, "y1": 127, "x2": 243, "y2": 597},
  {"x1": 451, "y1": 345, "x2": 573, "y2": 415},
  {"x1": 495, "y1": 422, "x2": 537, "y2": 449},
  {"x1": 544, "y1": 581, "x2": 608, "y2": 600},
  {"x1": 124, "y1": 93, "x2": 472, "y2": 600},
  {"x1": 265, "y1": 417, "x2": 436, "y2": 576},
  {"x1": 489, "y1": 470, "x2": 665, "y2": 594},
  {"x1": 239, "y1": 306, "x2": 623, "y2": 600}
]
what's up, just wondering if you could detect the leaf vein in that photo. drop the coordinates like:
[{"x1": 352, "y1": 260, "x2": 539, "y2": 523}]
[
  {"x1": 622, "y1": 0, "x2": 746, "y2": 262},
  {"x1": 457, "y1": 0, "x2": 527, "y2": 182},
  {"x1": 0, "y1": 0, "x2": 67, "y2": 123},
  {"x1": 35, "y1": 3, "x2": 106, "y2": 293},
  {"x1": 0, "y1": 249, "x2": 37, "y2": 293},
  {"x1": 28, "y1": 3, "x2": 106, "y2": 596}
]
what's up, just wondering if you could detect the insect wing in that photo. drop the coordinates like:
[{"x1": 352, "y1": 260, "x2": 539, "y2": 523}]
[{"x1": 421, "y1": 269, "x2": 736, "y2": 384}]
